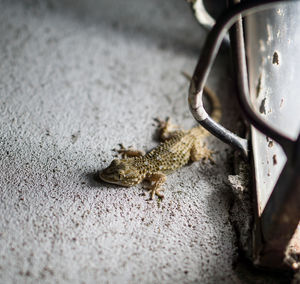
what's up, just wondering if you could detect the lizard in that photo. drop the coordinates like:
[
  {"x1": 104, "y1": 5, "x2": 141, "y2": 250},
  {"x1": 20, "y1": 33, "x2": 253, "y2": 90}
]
[{"x1": 99, "y1": 80, "x2": 221, "y2": 200}]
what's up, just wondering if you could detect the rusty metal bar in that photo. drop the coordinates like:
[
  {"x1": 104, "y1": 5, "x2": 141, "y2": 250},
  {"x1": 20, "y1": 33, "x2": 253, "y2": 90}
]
[{"x1": 229, "y1": 1, "x2": 300, "y2": 269}]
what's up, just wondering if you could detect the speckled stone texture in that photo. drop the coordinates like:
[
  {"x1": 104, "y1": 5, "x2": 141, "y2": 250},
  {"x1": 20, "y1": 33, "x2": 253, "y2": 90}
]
[{"x1": 0, "y1": 0, "x2": 258, "y2": 283}]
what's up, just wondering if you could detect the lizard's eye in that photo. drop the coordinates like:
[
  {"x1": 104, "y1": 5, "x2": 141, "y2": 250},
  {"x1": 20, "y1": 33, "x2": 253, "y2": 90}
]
[
  {"x1": 111, "y1": 159, "x2": 120, "y2": 166},
  {"x1": 118, "y1": 170, "x2": 125, "y2": 179}
]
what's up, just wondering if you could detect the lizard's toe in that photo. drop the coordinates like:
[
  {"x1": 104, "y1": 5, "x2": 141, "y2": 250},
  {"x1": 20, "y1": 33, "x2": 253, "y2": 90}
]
[{"x1": 150, "y1": 187, "x2": 165, "y2": 200}]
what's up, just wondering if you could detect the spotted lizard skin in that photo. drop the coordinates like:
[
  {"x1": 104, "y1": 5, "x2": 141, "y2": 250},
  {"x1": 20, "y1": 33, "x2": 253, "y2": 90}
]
[{"x1": 100, "y1": 86, "x2": 221, "y2": 199}]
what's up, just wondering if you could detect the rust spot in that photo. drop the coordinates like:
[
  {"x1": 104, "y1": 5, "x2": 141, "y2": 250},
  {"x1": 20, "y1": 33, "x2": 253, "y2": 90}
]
[
  {"x1": 273, "y1": 154, "x2": 277, "y2": 165},
  {"x1": 280, "y1": 98, "x2": 284, "y2": 108},
  {"x1": 259, "y1": 98, "x2": 267, "y2": 114},
  {"x1": 272, "y1": 51, "x2": 279, "y2": 65},
  {"x1": 268, "y1": 140, "x2": 274, "y2": 148},
  {"x1": 256, "y1": 73, "x2": 262, "y2": 97}
]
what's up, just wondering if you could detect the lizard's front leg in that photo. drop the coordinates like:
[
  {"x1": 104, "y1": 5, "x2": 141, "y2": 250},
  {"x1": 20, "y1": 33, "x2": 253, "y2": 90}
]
[
  {"x1": 155, "y1": 117, "x2": 182, "y2": 141},
  {"x1": 146, "y1": 173, "x2": 167, "y2": 200},
  {"x1": 114, "y1": 144, "x2": 145, "y2": 158}
]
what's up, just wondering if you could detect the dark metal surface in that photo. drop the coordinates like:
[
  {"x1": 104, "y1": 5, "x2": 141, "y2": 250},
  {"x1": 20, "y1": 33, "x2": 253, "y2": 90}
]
[
  {"x1": 229, "y1": 3, "x2": 300, "y2": 268},
  {"x1": 188, "y1": 0, "x2": 299, "y2": 159},
  {"x1": 189, "y1": 0, "x2": 300, "y2": 269},
  {"x1": 259, "y1": 135, "x2": 300, "y2": 268}
]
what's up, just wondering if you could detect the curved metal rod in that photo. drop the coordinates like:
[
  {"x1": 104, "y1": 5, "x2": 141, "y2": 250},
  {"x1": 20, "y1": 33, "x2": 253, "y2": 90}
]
[{"x1": 189, "y1": 0, "x2": 298, "y2": 158}]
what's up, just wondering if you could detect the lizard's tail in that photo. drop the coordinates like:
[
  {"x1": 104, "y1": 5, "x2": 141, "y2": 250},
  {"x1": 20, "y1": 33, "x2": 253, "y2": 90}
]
[
  {"x1": 181, "y1": 71, "x2": 221, "y2": 123},
  {"x1": 203, "y1": 85, "x2": 221, "y2": 123}
]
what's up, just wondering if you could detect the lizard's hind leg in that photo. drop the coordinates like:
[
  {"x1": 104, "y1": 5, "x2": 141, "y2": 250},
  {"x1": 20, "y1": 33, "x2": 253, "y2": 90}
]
[
  {"x1": 155, "y1": 117, "x2": 182, "y2": 141},
  {"x1": 146, "y1": 173, "x2": 167, "y2": 200},
  {"x1": 190, "y1": 142, "x2": 214, "y2": 163}
]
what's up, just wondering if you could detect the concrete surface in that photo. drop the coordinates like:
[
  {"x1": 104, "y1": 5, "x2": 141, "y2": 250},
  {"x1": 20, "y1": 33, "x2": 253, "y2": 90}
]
[{"x1": 0, "y1": 0, "x2": 287, "y2": 283}]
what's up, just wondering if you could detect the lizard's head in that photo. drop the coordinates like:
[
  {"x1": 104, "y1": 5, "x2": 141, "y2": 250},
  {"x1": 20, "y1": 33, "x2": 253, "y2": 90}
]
[{"x1": 99, "y1": 159, "x2": 142, "y2": 187}]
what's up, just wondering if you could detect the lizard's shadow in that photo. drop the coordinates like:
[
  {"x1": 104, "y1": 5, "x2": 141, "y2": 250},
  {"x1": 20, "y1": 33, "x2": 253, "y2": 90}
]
[
  {"x1": 85, "y1": 171, "x2": 116, "y2": 189},
  {"x1": 84, "y1": 168, "x2": 151, "y2": 199}
]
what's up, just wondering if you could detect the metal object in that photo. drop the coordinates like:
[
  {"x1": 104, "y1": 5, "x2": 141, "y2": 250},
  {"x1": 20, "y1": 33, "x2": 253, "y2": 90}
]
[
  {"x1": 243, "y1": 3, "x2": 300, "y2": 269},
  {"x1": 245, "y1": 3, "x2": 300, "y2": 214},
  {"x1": 188, "y1": 0, "x2": 300, "y2": 270},
  {"x1": 191, "y1": 0, "x2": 216, "y2": 29}
]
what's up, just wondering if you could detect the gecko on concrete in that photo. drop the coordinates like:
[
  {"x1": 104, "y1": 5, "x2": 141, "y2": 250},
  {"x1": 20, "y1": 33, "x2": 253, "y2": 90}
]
[{"x1": 99, "y1": 83, "x2": 221, "y2": 200}]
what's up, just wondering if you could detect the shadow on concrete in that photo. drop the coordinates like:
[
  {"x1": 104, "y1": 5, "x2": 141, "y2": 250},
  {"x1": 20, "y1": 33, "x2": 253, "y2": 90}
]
[
  {"x1": 13, "y1": 0, "x2": 206, "y2": 57},
  {"x1": 85, "y1": 171, "x2": 103, "y2": 188},
  {"x1": 84, "y1": 171, "x2": 121, "y2": 190},
  {"x1": 233, "y1": 256, "x2": 292, "y2": 284}
]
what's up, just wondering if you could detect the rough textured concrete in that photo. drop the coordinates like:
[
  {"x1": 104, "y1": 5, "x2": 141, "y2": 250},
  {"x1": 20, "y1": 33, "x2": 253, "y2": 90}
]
[{"x1": 0, "y1": 1, "x2": 284, "y2": 283}]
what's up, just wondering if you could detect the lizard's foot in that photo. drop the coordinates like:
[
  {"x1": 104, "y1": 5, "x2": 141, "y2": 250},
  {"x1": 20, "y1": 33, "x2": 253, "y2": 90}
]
[
  {"x1": 146, "y1": 172, "x2": 167, "y2": 200},
  {"x1": 203, "y1": 149, "x2": 215, "y2": 163},
  {"x1": 154, "y1": 117, "x2": 181, "y2": 141},
  {"x1": 114, "y1": 144, "x2": 145, "y2": 158},
  {"x1": 201, "y1": 143, "x2": 215, "y2": 163},
  {"x1": 191, "y1": 143, "x2": 215, "y2": 163},
  {"x1": 149, "y1": 187, "x2": 165, "y2": 200}
]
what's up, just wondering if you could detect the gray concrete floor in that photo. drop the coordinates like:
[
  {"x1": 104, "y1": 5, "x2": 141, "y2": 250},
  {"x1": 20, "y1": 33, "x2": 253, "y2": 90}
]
[{"x1": 0, "y1": 1, "x2": 288, "y2": 283}]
